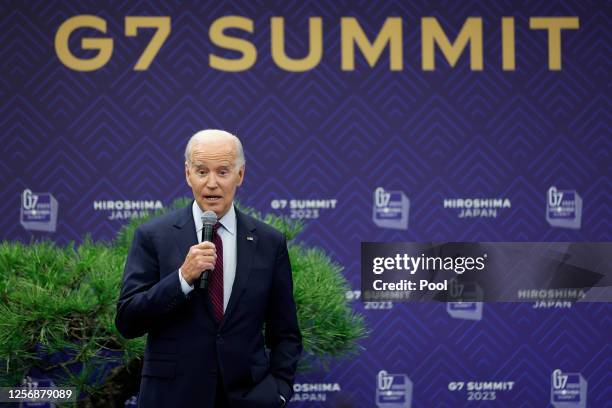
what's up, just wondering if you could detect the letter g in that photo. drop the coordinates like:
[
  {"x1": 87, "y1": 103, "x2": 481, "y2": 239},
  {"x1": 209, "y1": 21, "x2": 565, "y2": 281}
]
[
  {"x1": 55, "y1": 15, "x2": 113, "y2": 71},
  {"x1": 373, "y1": 257, "x2": 384, "y2": 274}
]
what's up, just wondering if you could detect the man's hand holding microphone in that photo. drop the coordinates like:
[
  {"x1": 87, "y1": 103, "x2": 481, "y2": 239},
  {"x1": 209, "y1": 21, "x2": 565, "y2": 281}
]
[{"x1": 179, "y1": 241, "x2": 216, "y2": 286}]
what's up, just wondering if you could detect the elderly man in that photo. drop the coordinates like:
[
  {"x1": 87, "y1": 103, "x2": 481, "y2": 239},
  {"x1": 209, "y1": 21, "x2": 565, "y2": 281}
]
[{"x1": 116, "y1": 129, "x2": 302, "y2": 407}]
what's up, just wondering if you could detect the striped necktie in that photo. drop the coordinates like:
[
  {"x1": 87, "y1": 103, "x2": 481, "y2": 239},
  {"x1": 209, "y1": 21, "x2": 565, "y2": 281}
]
[{"x1": 207, "y1": 222, "x2": 224, "y2": 322}]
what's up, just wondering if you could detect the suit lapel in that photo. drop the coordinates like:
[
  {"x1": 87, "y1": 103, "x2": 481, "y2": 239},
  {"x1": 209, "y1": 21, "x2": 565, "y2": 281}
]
[
  {"x1": 223, "y1": 208, "x2": 257, "y2": 326},
  {"x1": 172, "y1": 202, "x2": 197, "y2": 259}
]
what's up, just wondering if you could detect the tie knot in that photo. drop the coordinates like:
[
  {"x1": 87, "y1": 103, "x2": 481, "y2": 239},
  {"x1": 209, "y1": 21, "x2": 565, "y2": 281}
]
[{"x1": 213, "y1": 222, "x2": 222, "y2": 233}]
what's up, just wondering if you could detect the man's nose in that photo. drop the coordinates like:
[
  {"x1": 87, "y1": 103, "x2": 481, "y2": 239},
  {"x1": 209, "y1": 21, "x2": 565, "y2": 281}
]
[{"x1": 206, "y1": 173, "x2": 218, "y2": 188}]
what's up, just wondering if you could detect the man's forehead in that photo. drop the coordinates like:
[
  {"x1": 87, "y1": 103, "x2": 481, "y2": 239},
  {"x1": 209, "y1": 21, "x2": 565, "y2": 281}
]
[
  {"x1": 193, "y1": 137, "x2": 236, "y2": 151},
  {"x1": 192, "y1": 160, "x2": 233, "y2": 167},
  {"x1": 192, "y1": 139, "x2": 235, "y2": 154}
]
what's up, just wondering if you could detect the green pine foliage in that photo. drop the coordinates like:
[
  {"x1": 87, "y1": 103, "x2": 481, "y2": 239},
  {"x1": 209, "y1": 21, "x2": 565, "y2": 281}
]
[{"x1": 0, "y1": 198, "x2": 367, "y2": 397}]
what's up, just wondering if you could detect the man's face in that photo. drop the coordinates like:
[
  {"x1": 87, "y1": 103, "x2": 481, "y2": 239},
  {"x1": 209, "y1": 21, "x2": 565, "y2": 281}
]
[{"x1": 185, "y1": 139, "x2": 244, "y2": 218}]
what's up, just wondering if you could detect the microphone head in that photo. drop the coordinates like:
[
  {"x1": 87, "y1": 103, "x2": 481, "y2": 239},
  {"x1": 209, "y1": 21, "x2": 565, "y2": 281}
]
[{"x1": 202, "y1": 210, "x2": 217, "y2": 226}]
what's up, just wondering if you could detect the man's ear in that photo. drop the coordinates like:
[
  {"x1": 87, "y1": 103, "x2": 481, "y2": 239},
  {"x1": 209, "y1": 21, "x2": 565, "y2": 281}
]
[
  {"x1": 185, "y1": 162, "x2": 192, "y2": 187},
  {"x1": 236, "y1": 164, "x2": 245, "y2": 186}
]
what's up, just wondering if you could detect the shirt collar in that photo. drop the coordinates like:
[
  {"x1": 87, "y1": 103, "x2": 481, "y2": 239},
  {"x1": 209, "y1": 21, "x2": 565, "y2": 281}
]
[{"x1": 192, "y1": 200, "x2": 236, "y2": 236}]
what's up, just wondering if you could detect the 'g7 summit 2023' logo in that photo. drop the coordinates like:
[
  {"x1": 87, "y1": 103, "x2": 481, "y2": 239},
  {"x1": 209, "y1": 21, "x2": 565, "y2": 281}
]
[
  {"x1": 550, "y1": 369, "x2": 587, "y2": 408},
  {"x1": 20, "y1": 189, "x2": 58, "y2": 233},
  {"x1": 376, "y1": 370, "x2": 412, "y2": 408},
  {"x1": 373, "y1": 187, "x2": 409, "y2": 230},
  {"x1": 546, "y1": 186, "x2": 582, "y2": 229}
]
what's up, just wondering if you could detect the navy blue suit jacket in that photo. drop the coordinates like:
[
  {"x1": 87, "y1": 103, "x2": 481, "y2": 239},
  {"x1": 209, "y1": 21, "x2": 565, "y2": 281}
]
[{"x1": 115, "y1": 203, "x2": 302, "y2": 407}]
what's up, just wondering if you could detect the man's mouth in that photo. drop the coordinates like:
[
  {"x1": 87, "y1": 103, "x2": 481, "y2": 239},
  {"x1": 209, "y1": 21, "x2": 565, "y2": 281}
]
[{"x1": 204, "y1": 195, "x2": 222, "y2": 202}]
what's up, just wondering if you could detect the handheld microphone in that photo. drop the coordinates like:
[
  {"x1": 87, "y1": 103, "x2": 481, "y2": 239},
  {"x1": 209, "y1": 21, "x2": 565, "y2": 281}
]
[{"x1": 199, "y1": 210, "x2": 217, "y2": 289}]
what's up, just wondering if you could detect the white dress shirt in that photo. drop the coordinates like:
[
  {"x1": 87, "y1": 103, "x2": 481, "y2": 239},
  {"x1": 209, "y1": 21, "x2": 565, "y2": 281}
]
[{"x1": 178, "y1": 201, "x2": 237, "y2": 312}]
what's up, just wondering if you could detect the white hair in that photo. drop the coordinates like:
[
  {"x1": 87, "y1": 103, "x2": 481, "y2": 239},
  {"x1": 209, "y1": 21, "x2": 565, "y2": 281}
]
[{"x1": 184, "y1": 129, "x2": 245, "y2": 169}]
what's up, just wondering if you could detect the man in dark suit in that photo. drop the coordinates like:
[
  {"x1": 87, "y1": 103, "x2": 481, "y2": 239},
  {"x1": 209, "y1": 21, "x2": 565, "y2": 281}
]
[{"x1": 115, "y1": 129, "x2": 302, "y2": 407}]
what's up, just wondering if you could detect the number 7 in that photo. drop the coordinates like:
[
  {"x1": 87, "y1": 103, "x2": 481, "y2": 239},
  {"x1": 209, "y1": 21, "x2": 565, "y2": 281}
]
[{"x1": 125, "y1": 17, "x2": 171, "y2": 70}]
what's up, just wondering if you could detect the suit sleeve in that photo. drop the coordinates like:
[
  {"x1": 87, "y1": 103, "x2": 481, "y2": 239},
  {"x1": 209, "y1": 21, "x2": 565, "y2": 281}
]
[
  {"x1": 115, "y1": 225, "x2": 189, "y2": 339},
  {"x1": 265, "y1": 235, "x2": 302, "y2": 400}
]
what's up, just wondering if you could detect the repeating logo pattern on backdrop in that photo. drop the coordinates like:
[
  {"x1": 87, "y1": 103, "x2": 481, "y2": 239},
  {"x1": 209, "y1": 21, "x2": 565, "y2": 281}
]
[
  {"x1": 92, "y1": 199, "x2": 164, "y2": 220},
  {"x1": 376, "y1": 370, "x2": 412, "y2": 408},
  {"x1": 270, "y1": 198, "x2": 337, "y2": 220},
  {"x1": 546, "y1": 186, "x2": 582, "y2": 229},
  {"x1": 290, "y1": 382, "x2": 341, "y2": 403},
  {"x1": 373, "y1": 187, "x2": 410, "y2": 230},
  {"x1": 20, "y1": 189, "x2": 58, "y2": 232},
  {"x1": 551, "y1": 369, "x2": 587, "y2": 408},
  {"x1": 443, "y1": 197, "x2": 511, "y2": 218}
]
